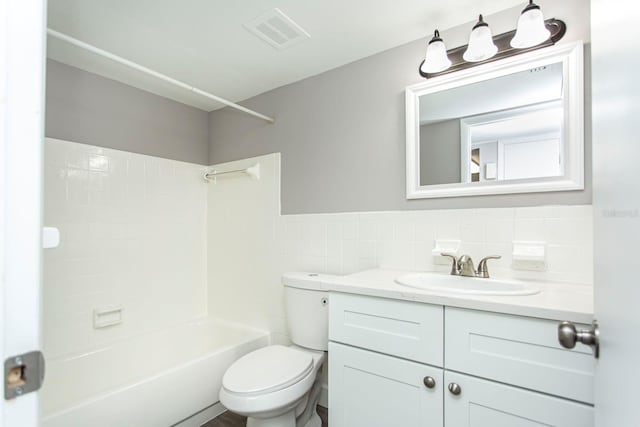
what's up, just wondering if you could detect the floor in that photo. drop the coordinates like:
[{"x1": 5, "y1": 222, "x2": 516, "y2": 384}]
[{"x1": 202, "y1": 406, "x2": 328, "y2": 427}]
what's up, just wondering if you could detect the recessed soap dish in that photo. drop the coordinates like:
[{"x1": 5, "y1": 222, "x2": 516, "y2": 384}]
[
  {"x1": 512, "y1": 241, "x2": 547, "y2": 271},
  {"x1": 93, "y1": 306, "x2": 123, "y2": 329}
]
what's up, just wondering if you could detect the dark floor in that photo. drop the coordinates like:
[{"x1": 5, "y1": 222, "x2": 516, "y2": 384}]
[{"x1": 202, "y1": 405, "x2": 328, "y2": 427}]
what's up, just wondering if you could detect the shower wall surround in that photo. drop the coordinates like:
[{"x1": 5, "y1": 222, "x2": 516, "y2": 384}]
[
  {"x1": 207, "y1": 153, "x2": 286, "y2": 341},
  {"x1": 43, "y1": 138, "x2": 208, "y2": 358}
]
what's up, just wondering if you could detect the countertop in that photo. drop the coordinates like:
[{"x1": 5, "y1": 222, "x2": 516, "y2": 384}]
[{"x1": 313, "y1": 269, "x2": 594, "y2": 324}]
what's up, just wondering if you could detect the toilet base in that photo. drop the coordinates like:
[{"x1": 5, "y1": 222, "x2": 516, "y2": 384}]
[
  {"x1": 245, "y1": 409, "x2": 321, "y2": 427},
  {"x1": 247, "y1": 411, "x2": 296, "y2": 427},
  {"x1": 303, "y1": 412, "x2": 322, "y2": 427}
]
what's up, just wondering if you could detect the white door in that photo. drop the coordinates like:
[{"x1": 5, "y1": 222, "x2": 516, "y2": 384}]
[
  {"x1": 591, "y1": 0, "x2": 640, "y2": 425},
  {"x1": 0, "y1": 0, "x2": 47, "y2": 426}
]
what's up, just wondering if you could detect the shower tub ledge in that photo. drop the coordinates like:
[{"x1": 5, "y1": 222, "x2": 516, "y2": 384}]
[{"x1": 41, "y1": 318, "x2": 270, "y2": 427}]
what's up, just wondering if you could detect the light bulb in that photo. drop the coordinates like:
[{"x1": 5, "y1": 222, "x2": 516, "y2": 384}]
[
  {"x1": 463, "y1": 15, "x2": 498, "y2": 62},
  {"x1": 420, "y1": 30, "x2": 452, "y2": 74},
  {"x1": 511, "y1": 0, "x2": 551, "y2": 48}
]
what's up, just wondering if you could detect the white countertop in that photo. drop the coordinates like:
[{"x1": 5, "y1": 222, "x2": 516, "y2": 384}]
[{"x1": 317, "y1": 269, "x2": 594, "y2": 324}]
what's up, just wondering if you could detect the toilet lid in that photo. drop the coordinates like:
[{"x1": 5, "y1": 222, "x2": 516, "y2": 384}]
[{"x1": 222, "y1": 345, "x2": 314, "y2": 395}]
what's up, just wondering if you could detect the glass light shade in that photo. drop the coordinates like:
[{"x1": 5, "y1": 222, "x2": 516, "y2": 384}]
[
  {"x1": 421, "y1": 33, "x2": 451, "y2": 74},
  {"x1": 463, "y1": 23, "x2": 498, "y2": 62},
  {"x1": 511, "y1": 5, "x2": 551, "y2": 48}
]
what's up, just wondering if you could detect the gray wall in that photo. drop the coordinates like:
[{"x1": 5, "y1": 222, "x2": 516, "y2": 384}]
[
  {"x1": 420, "y1": 120, "x2": 461, "y2": 185},
  {"x1": 46, "y1": 59, "x2": 209, "y2": 164},
  {"x1": 208, "y1": 0, "x2": 592, "y2": 214}
]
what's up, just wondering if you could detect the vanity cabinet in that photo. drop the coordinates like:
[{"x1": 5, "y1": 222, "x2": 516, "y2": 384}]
[{"x1": 329, "y1": 293, "x2": 595, "y2": 427}]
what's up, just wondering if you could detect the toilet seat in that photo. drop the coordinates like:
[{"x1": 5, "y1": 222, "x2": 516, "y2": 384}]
[
  {"x1": 219, "y1": 345, "x2": 325, "y2": 417},
  {"x1": 222, "y1": 345, "x2": 314, "y2": 396}
]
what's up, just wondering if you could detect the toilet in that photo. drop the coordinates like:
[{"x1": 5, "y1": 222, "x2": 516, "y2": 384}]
[{"x1": 219, "y1": 272, "x2": 330, "y2": 427}]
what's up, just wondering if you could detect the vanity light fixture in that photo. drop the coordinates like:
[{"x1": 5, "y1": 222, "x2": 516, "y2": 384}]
[
  {"x1": 511, "y1": 0, "x2": 551, "y2": 48},
  {"x1": 463, "y1": 15, "x2": 498, "y2": 62},
  {"x1": 418, "y1": 2, "x2": 565, "y2": 79},
  {"x1": 420, "y1": 30, "x2": 452, "y2": 74}
]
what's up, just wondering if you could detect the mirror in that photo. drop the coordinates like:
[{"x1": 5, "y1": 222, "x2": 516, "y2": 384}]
[{"x1": 406, "y1": 42, "x2": 584, "y2": 199}]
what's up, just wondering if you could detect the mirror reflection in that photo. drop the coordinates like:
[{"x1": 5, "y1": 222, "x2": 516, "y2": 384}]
[{"x1": 419, "y1": 62, "x2": 564, "y2": 186}]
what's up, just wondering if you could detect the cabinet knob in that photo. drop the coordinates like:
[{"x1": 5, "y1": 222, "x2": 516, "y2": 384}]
[
  {"x1": 423, "y1": 376, "x2": 436, "y2": 389},
  {"x1": 448, "y1": 382, "x2": 462, "y2": 395}
]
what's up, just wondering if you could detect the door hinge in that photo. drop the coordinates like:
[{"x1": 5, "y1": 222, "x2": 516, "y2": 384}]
[{"x1": 4, "y1": 351, "x2": 45, "y2": 400}]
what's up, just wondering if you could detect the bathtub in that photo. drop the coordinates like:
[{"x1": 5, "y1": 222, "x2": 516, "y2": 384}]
[{"x1": 41, "y1": 318, "x2": 270, "y2": 427}]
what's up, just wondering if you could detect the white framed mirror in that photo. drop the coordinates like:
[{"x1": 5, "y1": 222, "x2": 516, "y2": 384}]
[{"x1": 405, "y1": 42, "x2": 584, "y2": 199}]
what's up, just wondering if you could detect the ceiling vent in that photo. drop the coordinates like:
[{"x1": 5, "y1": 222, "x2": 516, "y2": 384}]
[{"x1": 244, "y1": 8, "x2": 310, "y2": 50}]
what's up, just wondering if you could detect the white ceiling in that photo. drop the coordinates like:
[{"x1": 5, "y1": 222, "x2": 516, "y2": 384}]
[{"x1": 46, "y1": 0, "x2": 524, "y2": 111}]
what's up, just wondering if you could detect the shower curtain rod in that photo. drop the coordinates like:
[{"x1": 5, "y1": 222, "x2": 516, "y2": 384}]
[{"x1": 47, "y1": 29, "x2": 276, "y2": 123}]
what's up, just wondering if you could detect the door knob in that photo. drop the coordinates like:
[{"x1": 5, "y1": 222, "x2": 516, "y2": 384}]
[
  {"x1": 557, "y1": 320, "x2": 599, "y2": 358},
  {"x1": 423, "y1": 376, "x2": 436, "y2": 389},
  {"x1": 448, "y1": 383, "x2": 461, "y2": 395}
]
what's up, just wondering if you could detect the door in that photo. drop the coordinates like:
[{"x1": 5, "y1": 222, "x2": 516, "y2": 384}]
[
  {"x1": 0, "y1": 0, "x2": 47, "y2": 426},
  {"x1": 329, "y1": 342, "x2": 443, "y2": 427},
  {"x1": 443, "y1": 371, "x2": 593, "y2": 427},
  {"x1": 591, "y1": 0, "x2": 640, "y2": 426}
]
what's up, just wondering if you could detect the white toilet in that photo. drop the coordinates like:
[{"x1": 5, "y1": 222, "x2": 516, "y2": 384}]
[{"x1": 219, "y1": 272, "x2": 330, "y2": 427}]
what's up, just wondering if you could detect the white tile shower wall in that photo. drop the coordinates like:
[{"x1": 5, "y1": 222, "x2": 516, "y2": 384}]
[
  {"x1": 206, "y1": 153, "x2": 287, "y2": 343},
  {"x1": 43, "y1": 138, "x2": 208, "y2": 358}
]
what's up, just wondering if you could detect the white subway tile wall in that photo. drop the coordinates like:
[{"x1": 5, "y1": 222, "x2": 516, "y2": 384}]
[
  {"x1": 43, "y1": 138, "x2": 208, "y2": 358},
  {"x1": 44, "y1": 144, "x2": 593, "y2": 358}
]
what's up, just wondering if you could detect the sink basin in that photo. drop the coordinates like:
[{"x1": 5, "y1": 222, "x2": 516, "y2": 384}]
[{"x1": 395, "y1": 272, "x2": 541, "y2": 296}]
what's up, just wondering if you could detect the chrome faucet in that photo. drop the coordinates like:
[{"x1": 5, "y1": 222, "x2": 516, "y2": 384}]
[{"x1": 441, "y1": 253, "x2": 501, "y2": 278}]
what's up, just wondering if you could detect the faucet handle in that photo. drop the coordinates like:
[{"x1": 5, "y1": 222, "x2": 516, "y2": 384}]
[
  {"x1": 440, "y1": 253, "x2": 459, "y2": 275},
  {"x1": 477, "y1": 255, "x2": 502, "y2": 278}
]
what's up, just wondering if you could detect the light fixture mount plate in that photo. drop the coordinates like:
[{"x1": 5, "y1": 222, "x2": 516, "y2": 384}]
[{"x1": 419, "y1": 18, "x2": 566, "y2": 79}]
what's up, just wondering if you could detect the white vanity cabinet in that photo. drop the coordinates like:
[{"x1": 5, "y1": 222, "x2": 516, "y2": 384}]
[{"x1": 328, "y1": 292, "x2": 595, "y2": 427}]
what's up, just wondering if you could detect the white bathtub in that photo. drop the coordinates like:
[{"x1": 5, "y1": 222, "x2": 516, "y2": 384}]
[{"x1": 41, "y1": 318, "x2": 270, "y2": 427}]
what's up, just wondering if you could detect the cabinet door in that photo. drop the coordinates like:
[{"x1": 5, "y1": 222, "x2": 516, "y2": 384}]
[
  {"x1": 444, "y1": 371, "x2": 593, "y2": 427},
  {"x1": 445, "y1": 307, "x2": 595, "y2": 404},
  {"x1": 329, "y1": 342, "x2": 443, "y2": 427}
]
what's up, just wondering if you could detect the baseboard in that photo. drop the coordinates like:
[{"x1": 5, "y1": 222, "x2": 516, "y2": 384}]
[{"x1": 172, "y1": 402, "x2": 226, "y2": 427}]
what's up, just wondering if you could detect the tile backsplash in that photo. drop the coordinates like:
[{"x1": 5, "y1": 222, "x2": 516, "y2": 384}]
[
  {"x1": 43, "y1": 138, "x2": 208, "y2": 358},
  {"x1": 278, "y1": 205, "x2": 593, "y2": 285}
]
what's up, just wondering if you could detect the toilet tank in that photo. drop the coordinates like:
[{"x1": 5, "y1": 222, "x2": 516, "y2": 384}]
[{"x1": 282, "y1": 272, "x2": 332, "y2": 351}]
